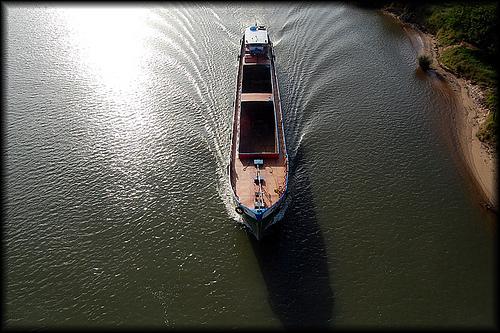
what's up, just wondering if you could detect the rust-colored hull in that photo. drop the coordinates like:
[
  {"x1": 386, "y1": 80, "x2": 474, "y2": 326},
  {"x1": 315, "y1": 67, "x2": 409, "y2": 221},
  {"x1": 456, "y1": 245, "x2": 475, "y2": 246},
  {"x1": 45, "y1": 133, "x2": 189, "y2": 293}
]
[{"x1": 229, "y1": 29, "x2": 289, "y2": 238}]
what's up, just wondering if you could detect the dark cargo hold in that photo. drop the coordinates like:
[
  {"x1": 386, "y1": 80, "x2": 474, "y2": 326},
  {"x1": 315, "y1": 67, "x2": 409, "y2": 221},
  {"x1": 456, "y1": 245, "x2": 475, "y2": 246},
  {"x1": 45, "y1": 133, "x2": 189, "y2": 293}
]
[
  {"x1": 242, "y1": 65, "x2": 272, "y2": 93},
  {"x1": 239, "y1": 101, "x2": 277, "y2": 155}
]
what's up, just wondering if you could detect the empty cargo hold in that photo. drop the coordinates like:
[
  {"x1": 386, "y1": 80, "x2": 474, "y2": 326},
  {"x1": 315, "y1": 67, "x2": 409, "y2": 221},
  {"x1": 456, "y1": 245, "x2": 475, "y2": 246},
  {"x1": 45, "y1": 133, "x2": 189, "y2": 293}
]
[
  {"x1": 239, "y1": 101, "x2": 277, "y2": 156},
  {"x1": 242, "y1": 65, "x2": 272, "y2": 93}
]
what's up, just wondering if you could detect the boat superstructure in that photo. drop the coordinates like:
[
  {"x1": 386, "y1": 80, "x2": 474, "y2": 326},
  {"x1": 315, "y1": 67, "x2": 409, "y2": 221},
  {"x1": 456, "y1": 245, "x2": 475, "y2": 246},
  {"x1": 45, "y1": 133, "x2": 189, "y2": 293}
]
[{"x1": 229, "y1": 25, "x2": 289, "y2": 239}]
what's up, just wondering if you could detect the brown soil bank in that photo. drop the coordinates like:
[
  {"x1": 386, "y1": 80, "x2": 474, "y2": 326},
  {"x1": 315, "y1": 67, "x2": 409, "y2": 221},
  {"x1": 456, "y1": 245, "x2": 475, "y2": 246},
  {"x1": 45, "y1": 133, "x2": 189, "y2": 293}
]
[{"x1": 382, "y1": 10, "x2": 497, "y2": 212}]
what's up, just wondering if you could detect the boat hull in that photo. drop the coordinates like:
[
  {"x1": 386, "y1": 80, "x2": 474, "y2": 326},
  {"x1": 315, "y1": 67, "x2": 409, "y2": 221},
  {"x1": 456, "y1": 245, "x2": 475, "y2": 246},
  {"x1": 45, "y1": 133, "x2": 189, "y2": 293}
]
[
  {"x1": 229, "y1": 25, "x2": 289, "y2": 239},
  {"x1": 233, "y1": 191, "x2": 288, "y2": 240}
]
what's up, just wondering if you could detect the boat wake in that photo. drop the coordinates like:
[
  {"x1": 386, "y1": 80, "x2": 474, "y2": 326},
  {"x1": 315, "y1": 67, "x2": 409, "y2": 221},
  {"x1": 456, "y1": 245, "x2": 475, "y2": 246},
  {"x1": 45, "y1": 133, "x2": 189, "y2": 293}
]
[
  {"x1": 152, "y1": 4, "x2": 321, "y2": 227},
  {"x1": 152, "y1": 6, "x2": 245, "y2": 224}
]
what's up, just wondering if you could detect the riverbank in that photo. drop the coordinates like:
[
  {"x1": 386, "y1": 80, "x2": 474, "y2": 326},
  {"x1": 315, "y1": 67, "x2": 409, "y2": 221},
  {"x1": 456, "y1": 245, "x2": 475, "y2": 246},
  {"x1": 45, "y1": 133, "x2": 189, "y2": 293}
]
[{"x1": 382, "y1": 9, "x2": 497, "y2": 212}]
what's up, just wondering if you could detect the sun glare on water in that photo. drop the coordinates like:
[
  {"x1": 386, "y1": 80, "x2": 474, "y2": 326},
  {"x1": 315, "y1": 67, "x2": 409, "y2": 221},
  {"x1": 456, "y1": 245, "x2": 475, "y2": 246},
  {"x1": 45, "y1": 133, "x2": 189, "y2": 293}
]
[
  {"x1": 60, "y1": 7, "x2": 151, "y2": 92},
  {"x1": 57, "y1": 7, "x2": 160, "y2": 159}
]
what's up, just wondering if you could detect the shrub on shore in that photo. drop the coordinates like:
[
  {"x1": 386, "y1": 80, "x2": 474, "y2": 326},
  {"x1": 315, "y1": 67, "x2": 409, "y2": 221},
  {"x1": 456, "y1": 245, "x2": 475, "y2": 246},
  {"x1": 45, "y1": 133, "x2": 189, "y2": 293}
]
[
  {"x1": 417, "y1": 53, "x2": 432, "y2": 70},
  {"x1": 477, "y1": 112, "x2": 496, "y2": 147},
  {"x1": 440, "y1": 45, "x2": 496, "y2": 88},
  {"x1": 485, "y1": 89, "x2": 496, "y2": 112},
  {"x1": 425, "y1": 3, "x2": 497, "y2": 54},
  {"x1": 375, "y1": 1, "x2": 497, "y2": 147}
]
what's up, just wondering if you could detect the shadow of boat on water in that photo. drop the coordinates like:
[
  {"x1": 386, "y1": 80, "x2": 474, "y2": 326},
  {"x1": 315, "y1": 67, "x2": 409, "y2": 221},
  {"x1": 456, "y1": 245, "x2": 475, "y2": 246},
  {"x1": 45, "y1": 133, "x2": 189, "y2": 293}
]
[{"x1": 247, "y1": 146, "x2": 334, "y2": 328}]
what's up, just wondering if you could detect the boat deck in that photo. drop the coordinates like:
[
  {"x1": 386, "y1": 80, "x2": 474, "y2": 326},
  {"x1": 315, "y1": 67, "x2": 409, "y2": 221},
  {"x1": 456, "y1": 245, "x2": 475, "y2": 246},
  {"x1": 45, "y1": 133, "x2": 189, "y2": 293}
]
[
  {"x1": 243, "y1": 45, "x2": 270, "y2": 65},
  {"x1": 230, "y1": 39, "x2": 288, "y2": 210},
  {"x1": 241, "y1": 93, "x2": 273, "y2": 102},
  {"x1": 233, "y1": 155, "x2": 287, "y2": 208}
]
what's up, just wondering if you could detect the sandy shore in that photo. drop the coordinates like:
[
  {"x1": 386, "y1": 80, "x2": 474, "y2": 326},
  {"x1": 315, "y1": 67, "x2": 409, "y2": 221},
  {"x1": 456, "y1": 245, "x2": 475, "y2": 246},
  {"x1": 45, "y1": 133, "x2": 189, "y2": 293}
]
[{"x1": 383, "y1": 10, "x2": 497, "y2": 212}]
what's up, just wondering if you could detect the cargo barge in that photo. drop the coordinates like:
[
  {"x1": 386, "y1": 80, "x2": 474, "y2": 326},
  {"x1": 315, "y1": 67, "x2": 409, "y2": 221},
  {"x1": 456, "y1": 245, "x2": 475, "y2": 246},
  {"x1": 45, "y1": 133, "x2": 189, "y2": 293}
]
[{"x1": 229, "y1": 25, "x2": 289, "y2": 239}]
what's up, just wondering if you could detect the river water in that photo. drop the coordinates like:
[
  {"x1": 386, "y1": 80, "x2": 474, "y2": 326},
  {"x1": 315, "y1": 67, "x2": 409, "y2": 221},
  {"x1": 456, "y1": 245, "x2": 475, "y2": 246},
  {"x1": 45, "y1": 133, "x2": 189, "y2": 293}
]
[{"x1": 4, "y1": 3, "x2": 496, "y2": 329}]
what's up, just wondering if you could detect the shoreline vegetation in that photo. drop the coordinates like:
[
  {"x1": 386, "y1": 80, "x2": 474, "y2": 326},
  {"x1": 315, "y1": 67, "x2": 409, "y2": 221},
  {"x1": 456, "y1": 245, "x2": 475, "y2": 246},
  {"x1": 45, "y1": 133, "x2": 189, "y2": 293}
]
[
  {"x1": 382, "y1": 1, "x2": 497, "y2": 147},
  {"x1": 355, "y1": 1, "x2": 497, "y2": 211}
]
